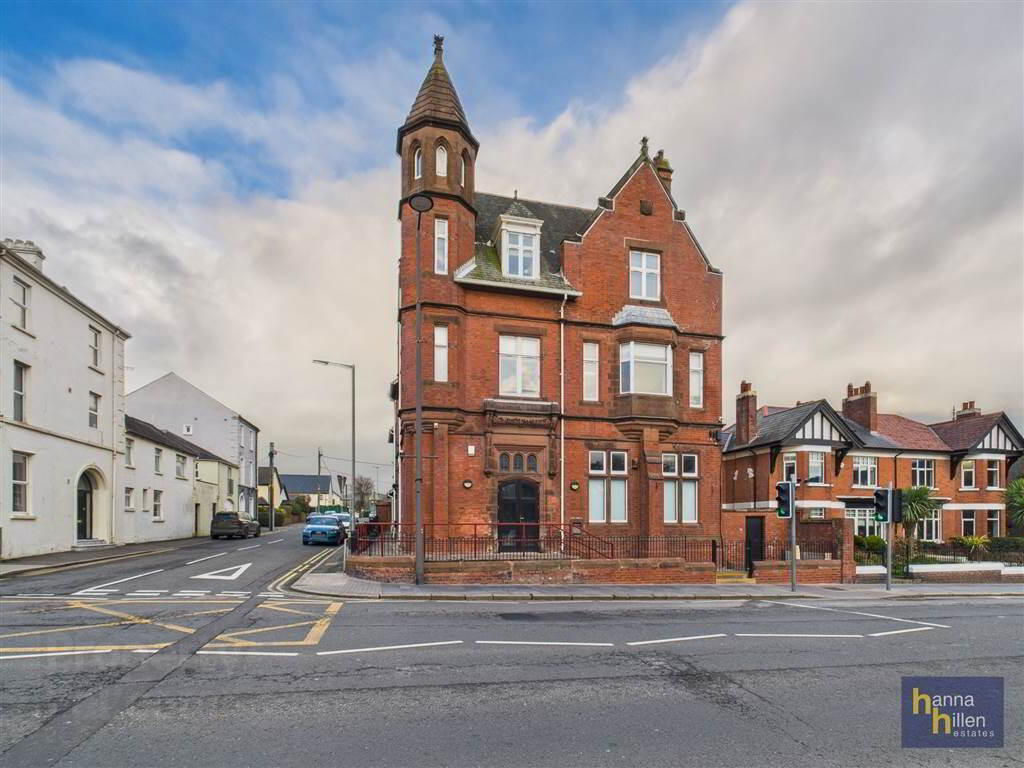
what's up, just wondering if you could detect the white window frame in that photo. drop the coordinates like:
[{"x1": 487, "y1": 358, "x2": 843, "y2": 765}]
[
  {"x1": 961, "y1": 510, "x2": 976, "y2": 537},
  {"x1": 153, "y1": 489, "x2": 163, "y2": 519},
  {"x1": 845, "y1": 507, "x2": 886, "y2": 538},
  {"x1": 588, "y1": 450, "x2": 628, "y2": 523},
  {"x1": 961, "y1": 460, "x2": 976, "y2": 489},
  {"x1": 987, "y1": 461, "x2": 1001, "y2": 489},
  {"x1": 808, "y1": 452, "x2": 825, "y2": 484},
  {"x1": 783, "y1": 453, "x2": 797, "y2": 483},
  {"x1": 688, "y1": 351, "x2": 704, "y2": 408},
  {"x1": 413, "y1": 148, "x2": 423, "y2": 179},
  {"x1": 11, "y1": 277, "x2": 29, "y2": 330},
  {"x1": 628, "y1": 250, "x2": 660, "y2": 301},
  {"x1": 435, "y1": 144, "x2": 447, "y2": 177},
  {"x1": 154, "y1": 447, "x2": 163, "y2": 474},
  {"x1": 852, "y1": 456, "x2": 877, "y2": 487},
  {"x1": 125, "y1": 438, "x2": 134, "y2": 467},
  {"x1": 434, "y1": 218, "x2": 448, "y2": 274},
  {"x1": 662, "y1": 453, "x2": 678, "y2": 476},
  {"x1": 13, "y1": 361, "x2": 27, "y2": 422},
  {"x1": 89, "y1": 326, "x2": 101, "y2": 368},
  {"x1": 141, "y1": 488, "x2": 149, "y2": 513},
  {"x1": 681, "y1": 454, "x2": 698, "y2": 476},
  {"x1": 499, "y1": 335, "x2": 540, "y2": 398},
  {"x1": 987, "y1": 509, "x2": 1000, "y2": 538},
  {"x1": 433, "y1": 325, "x2": 449, "y2": 382},
  {"x1": 502, "y1": 229, "x2": 539, "y2": 279},
  {"x1": 88, "y1": 392, "x2": 100, "y2": 428},
  {"x1": 12, "y1": 451, "x2": 29, "y2": 514},
  {"x1": 460, "y1": 155, "x2": 466, "y2": 187},
  {"x1": 619, "y1": 342, "x2": 672, "y2": 396},
  {"x1": 124, "y1": 487, "x2": 134, "y2": 511},
  {"x1": 583, "y1": 342, "x2": 599, "y2": 402},
  {"x1": 917, "y1": 509, "x2": 940, "y2": 542},
  {"x1": 911, "y1": 459, "x2": 935, "y2": 489},
  {"x1": 175, "y1": 454, "x2": 187, "y2": 479},
  {"x1": 807, "y1": 508, "x2": 826, "y2": 520}
]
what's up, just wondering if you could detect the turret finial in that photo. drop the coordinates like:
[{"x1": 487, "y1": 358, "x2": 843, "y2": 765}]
[
  {"x1": 434, "y1": 35, "x2": 444, "y2": 58},
  {"x1": 640, "y1": 136, "x2": 649, "y2": 157}
]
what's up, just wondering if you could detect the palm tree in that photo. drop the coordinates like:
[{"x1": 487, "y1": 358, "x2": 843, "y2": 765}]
[
  {"x1": 899, "y1": 485, "x2": 940, "y2": 563},
  {"x1": 1006, "y1": 476, "x2": 1024, "y2": 533}
]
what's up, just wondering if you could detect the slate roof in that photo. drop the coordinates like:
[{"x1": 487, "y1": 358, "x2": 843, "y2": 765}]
[
  {"x1": 874, "y1": 414, "x2": 950, "y2": 452},
  {"x1": 723, "y1": 401, "x2": 861, "y2": 452},
  {"x1": 838, "y1": 415, "x2": 900, "y2": 450},
  {"x1": 279, "y1": 474, "x2": 336, "y2": 495},
  {"x1": 612, "y1": 305, "x2": 680, "y2": 330},
  {"x1": 928, "y1": 412, "x2": 1005, "y2": 452},
  {"x1": 455, "y1": 192, "x2": 594, "y2": 295},
  {"x1": 398, "y1": 36, "x2": 476, "y2": 150},
  {"x1": 257, "y1": 466, "x2": 286, "y2": 487},
  {"x1": 125, "y1": 415, "x2": 233, "y2": 465}
]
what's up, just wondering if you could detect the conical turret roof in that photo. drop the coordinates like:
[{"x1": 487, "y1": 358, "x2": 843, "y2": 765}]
[{"x1": 397, "y1": 36, "x2": 477, "y2": 151}]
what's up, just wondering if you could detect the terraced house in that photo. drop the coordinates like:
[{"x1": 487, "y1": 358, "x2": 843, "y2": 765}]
[
  {"x1": 392, "y1": 38, "x2": 723, "y2": 553},
  {"x1": 722, "y1": 381, "x2": 1023, "y2": 560}
]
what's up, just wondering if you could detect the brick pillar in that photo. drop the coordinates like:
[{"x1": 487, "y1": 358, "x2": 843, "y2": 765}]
[
  {"x1": 840, "y1": 517, "x2": 855, "y2": 583},
  {"x1": 432, "y1": 424, "x2": 450, "y2": 529}
]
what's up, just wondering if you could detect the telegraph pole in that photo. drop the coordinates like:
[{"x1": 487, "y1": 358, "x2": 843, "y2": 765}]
[
  {"x1": 268, "y1": 441, "x2": 276, "y2": 532},
  {"x1": 316, "y1": 447, "x2": 323, "y2": 516}
]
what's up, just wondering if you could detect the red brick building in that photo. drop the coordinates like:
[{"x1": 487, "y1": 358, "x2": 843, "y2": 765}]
[
  {"x1": 722, "y1": 380, "x2": 1023, "y2": 557},
  {"x1": 392, "y1": 38, "x2": 723, "y2": 551}
]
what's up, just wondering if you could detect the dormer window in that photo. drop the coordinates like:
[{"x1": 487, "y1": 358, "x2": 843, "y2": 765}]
[
  {"x1": 505, "y1": 232, "x2": 537, "y2": 278},
  {"x1": 495, "y1": 210, "x2": 544, "y2": 280},
  {"x1": 436, "y1": 145, "x2": 447, "y2": 177}
]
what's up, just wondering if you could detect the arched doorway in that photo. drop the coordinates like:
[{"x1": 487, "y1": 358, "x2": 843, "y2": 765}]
[
  {"x1": 497, "y1": 479, "x2": 539, "y2": 552},
  {"x1": 76, "y1": 474, "x2": 94, "y2": 540}
]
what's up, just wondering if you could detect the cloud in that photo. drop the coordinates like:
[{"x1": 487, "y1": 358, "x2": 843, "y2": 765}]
[{"x1": 1, "y1": 1, "x2": 1020, "y2": 485}]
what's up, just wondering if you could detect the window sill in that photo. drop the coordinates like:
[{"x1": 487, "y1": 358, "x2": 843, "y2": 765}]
[
  {"x1": 11, "y1": 324, "x2": 36, "y2": 339},
  {"x1": 959, "y1": 487, "x2": 978, "y2": 492},
  {"x1": 125, "y1": 464, "x2": 135, "y2": 470},
  {"x1": 617, "y1": 392, "x2": 672, "y2": 398},
  {"x1": 88, "y1": 366, "x2": 105, "y2": 376},
  {"x1": 805, "y1": 482, "x2": 831, "y2": 487},
  {"x1": 986, "y1": 486, "x2": 1004, "y2": 491},
  {"x1": 851, "y1": 485, "x2": 877, "y2": 490},
  {"x1": 125, "y1": 508, "x2": 135, "y2": 513},
  {"x1": 176, "y1": 475, "x2": 188, "y2": 481},
  {"x1": 628, "y1": 296, "x2": 661, "y2": 303},
  {"x1": 9, "y1": 514, "x2": 36, "y2": 521},
  {"x1": 152, "y1": 518, "x2": 165, "y2": 523}
]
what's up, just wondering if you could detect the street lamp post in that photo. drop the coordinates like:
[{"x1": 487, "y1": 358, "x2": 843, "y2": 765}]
[
  {"x1": 408, "y1": 192, "x2": 434, "y2": 585},
  {"x1": 312, "y1": 358, "x2": 356, "y2": 531}
]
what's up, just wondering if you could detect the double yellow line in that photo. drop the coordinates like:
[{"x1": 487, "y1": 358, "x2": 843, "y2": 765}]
[{"x1": 266, "y1": 547, "x2": 336, "y2": 594}]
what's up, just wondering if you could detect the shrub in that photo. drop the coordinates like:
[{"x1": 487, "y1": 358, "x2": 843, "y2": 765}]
[
  {"x1": 988, "y1": 537, "x2": 1024, "y2": 552},
  {"x1": 861, "y1": 535, "x2": 886, "y2": 554}
]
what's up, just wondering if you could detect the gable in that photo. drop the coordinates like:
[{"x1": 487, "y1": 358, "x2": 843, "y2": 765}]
[
  {"x1": 794, "y1": 409, "x2": 847, "y2": 442},
  {"x1": 978, "y1": 423, "x2": 1022, "y2": 452}
]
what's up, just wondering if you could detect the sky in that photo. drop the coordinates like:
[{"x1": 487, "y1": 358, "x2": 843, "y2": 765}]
[{"x1": 2, "y1": 1, "x2": 1022, "y2": 486}]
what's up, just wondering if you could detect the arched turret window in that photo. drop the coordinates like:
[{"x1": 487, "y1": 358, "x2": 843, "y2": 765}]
[
  {"x1": 499, "y1": 453, "x2": 510, "y2": 472},
  {"x1": 513, "y1": 454, "x2": 524, "y2": 472},
  {"x1": 527, "y1": 454, "x2": 538, "y2": 473},
  {"x1": 460, "y1": 155, "x2": 466, "y2": 187},
  {"x1": 414, "y1": 148, "x2": 423, "y2": 179},
  {"x1": 435, "y1": 145, "x2": 448, "y2": 177}
]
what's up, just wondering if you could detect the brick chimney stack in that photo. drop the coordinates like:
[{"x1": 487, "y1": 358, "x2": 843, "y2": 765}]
[
  {"x1": 3, "y1": 239, "x2": 45, "y2": 272},
  {"x1": 736, "y1": 380, "x2": 757, "y2": 446},
  {"x1": 842, "y1": 380, "x2": 878, "y2": 432},
  {"x1": 653, "y1": 149, "x2": 673, "y2": 195},
  {"x1": 955, "y1": 401, "x2": 980, "y2": 420}
]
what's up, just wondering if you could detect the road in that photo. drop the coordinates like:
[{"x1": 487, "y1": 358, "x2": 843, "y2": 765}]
[{"x1": 1, "y1": 532, "x2": 1021, "y2": 767}]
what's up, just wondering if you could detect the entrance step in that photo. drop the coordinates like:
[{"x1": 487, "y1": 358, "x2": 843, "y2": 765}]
[
  {"x1": 72, "y1": 539, "x2": 114, "y2": 552},
  {"x1": 716, "y1": 570, "x2": 756, "y2": 585}
]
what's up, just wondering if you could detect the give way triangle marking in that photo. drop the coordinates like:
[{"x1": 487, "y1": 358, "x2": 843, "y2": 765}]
[{"x1": 191, "y1": 563, "x2": 252, "y2": 581}]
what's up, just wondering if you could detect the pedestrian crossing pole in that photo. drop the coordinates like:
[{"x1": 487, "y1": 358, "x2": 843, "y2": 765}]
[
  {"x1": 268, "y1": 441, "x2": 276, "y2": 532},
  {"x1": 886, "y1": 481, "x2": 893, "y2": 592}
]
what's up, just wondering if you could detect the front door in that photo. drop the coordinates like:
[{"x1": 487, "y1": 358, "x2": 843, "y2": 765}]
[
  {"x1": 497, "y1": 480, "x2": 539, "y2": 552},
  {"x1": 76, "y1": 474, "x2": 93, "y2": 540},
  {"x1": 744, "y1": 515, "x2": 764, "y2": 577}
]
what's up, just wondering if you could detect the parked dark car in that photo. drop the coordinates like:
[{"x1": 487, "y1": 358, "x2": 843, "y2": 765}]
[
  {"x1": 302, "y1": 515, "x2": 345, "y2": 546},
  {"x1": 211, "y1": 511, "x2": 261, "y2": 539}
]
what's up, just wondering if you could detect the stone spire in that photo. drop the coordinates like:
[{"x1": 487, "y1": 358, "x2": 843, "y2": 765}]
[{"x1": 397, "y1": 35, "x2": 477, "y2": 152}]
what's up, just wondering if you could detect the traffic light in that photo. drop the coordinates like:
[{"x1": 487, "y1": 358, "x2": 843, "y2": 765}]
[
  {"x1": 873, "y1": 488, "x2": 890, "y2": 522},
  {"x1": 776, "y1": 481, "x2": 794, "y2": 519},
  {"x1": 891, "y1": 489, "x2": 903, "y2": 524}
]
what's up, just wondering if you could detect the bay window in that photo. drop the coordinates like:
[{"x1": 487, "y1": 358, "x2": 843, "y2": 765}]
[
  {"x1": 808, "y1": 452, "x2": 825, "y2": 484},
  {"x1": 917, "y1": 509, "x2": 940, "y2": 542},
  {"x1": 783, "y1": 453, "x2": 797, "y2": 483},
  {"x1": 987, "y1": 510, "x2": 1000, "y2": 538},
  {"x1": 961, "y1": 510, "x2": 976, "y2": 536},
  {"x1": 960, "y1": 460, "x2": 975, "y2": 489},
  {"x1": 619, "y1": 342, "x2": 671, "y2": 395},
  {"x1": 499, "y1": 335, "x2": 540, "y2": 397},
  {"x1": 987, "y1": 461, "x2": 1001, "y2": 489}
]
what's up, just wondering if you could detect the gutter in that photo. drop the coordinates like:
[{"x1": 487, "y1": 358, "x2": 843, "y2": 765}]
[{"x1": 559, "y1": 291, "x2": 568, "y2": 537}]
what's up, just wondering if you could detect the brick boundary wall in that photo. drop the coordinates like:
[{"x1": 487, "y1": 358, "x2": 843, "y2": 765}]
[
  {"x1": 912, "y1": 569, "x2": 1020, "y2": 584},
  {"x1": 753, "y1": 560, "x2": 844, "y2": 584},
  {"x1": 346, "y1": 555, "x2": 716, "y2": 585}
]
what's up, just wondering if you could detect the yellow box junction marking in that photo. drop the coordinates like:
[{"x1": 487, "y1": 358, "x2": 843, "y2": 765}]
[{"x1": 206, "y1": 601, "x2": 342, "y2": 648}]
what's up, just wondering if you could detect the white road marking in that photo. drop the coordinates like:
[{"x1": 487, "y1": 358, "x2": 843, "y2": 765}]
[
  {"x1": 191, "y1": 563, "x2": 252, "y2": 581},
  {"x1": 16, "y1": 593, "x2": 54, "y2": 597},
  {"x1": 869, "y1": 627, "x2": 935, "y2": 637},
  {"x1": 475, "y1": 640, "x2": 615, "y2": 647},
  {"x1": 735, "y1": 633, "x2": 863, "y2": 638},
  {"x1": 768, "y1": 601, "x2": 950, "y2": 628},
  {"x1": 197, "y1": 650, "x2": 299, "y2": 657},
  {"x1": 237, "y1": 545, "x2": 261, "y2": 551},
  {"x1": 1, "y1": 649, "x2": 112, "y2": 660},
  {"x1": 317, "y1": 640, "x2": 464, "y2": 656},
  {"x1": 132, "y1": 649, "x2": 159, "y2": 654},
  {"x1": 186, "y1": 552, "x2": 227, "y2": 565},
  {"x1": 266, "y1": 539, "x2": 284, "y2": 544},
  {"x1": 75, "y1": 568, "x2": 165, "y2": 595},
  {"x1": 175, "y1": 590, "x2": 210, "y2": 594},
  {"x1": 627, "y1": 633, "x2": 727, "y2": 647},
  {"x1": 218, "y1": 591, "x2": 250, "y2": 596}
]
